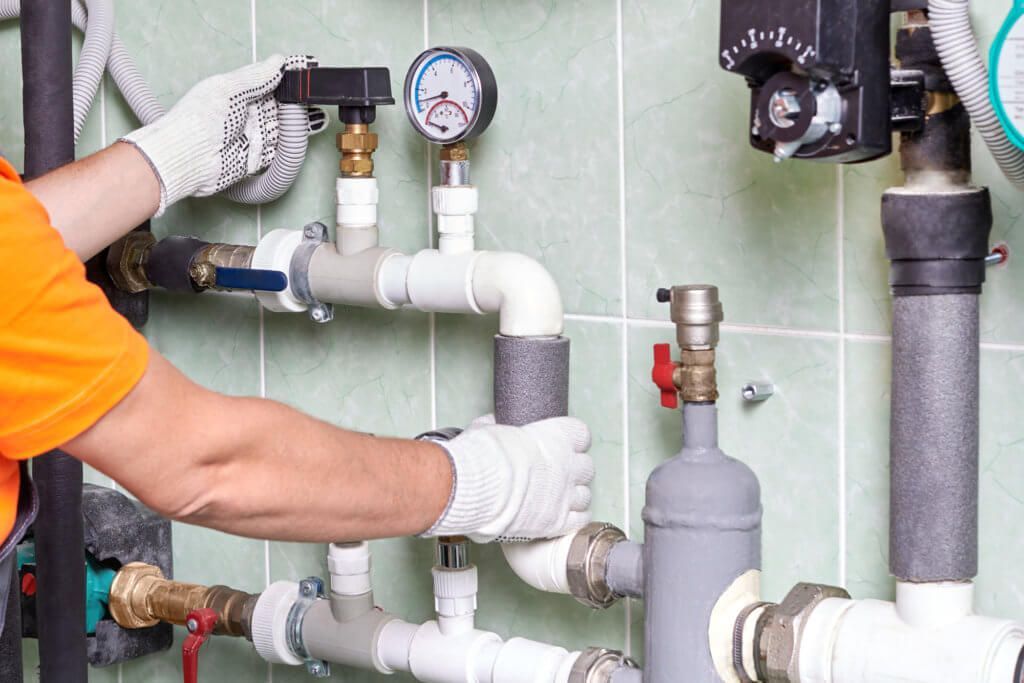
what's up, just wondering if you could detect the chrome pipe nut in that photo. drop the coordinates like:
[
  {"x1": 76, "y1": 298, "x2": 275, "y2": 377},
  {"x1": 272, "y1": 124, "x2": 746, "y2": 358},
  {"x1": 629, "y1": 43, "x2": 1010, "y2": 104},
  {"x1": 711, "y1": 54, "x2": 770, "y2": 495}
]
[{"x1": 566, "y1": 523, "x2": 628, "y2": 609}]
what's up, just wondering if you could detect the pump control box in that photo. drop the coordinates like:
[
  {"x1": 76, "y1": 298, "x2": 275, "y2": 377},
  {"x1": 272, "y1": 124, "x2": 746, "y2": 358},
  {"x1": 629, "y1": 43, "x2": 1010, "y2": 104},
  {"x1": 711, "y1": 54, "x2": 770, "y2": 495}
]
[{"x1": 719, "y1": 0, "x2": 892, "y2": 163}]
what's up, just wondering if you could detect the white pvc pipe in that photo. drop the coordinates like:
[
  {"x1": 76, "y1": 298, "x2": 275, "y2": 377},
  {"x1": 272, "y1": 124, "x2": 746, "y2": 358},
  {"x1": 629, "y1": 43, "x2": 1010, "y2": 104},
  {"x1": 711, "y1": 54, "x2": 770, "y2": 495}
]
[
  {"x1": 378, "y1": 619, "x2": 580, "y2": 683},
  {"x1": 929, "y1": 0, "x2": 1024, "y2": 189},
  {"x1": 798, "y1": 585, "x2": 1024, "y2": 683},
  {"x1": 472, "y1": 252, "x2": 564, "y2": 337}
]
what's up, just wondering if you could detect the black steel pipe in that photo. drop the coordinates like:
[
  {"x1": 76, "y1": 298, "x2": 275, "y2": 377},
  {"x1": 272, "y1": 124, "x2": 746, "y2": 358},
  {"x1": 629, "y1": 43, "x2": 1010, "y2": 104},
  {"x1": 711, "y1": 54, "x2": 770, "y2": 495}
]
[
  {"x1": 0, "y1": 555, "x2": 21, "y2": 683},
  {"x1": 20, "y1": 1, "x2": 88, "y2": 681}
]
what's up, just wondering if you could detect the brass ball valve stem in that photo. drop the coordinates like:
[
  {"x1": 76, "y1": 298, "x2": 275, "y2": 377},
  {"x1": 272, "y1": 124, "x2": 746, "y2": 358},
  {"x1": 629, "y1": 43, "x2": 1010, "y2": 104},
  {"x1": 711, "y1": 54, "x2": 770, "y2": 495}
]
[
  {"x1": 337, "y1": 123, "x2": 379, "y2": 177},
  {"x1": 108, "y1": 562, "x2": 258, "y2": 639}
]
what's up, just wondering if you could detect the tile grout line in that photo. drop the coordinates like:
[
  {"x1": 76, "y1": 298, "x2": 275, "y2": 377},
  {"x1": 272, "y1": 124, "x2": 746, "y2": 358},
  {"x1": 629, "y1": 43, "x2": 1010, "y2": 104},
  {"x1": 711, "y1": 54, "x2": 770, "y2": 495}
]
[
  {"x1": 424, "y1": 0, "x2": 437, "y2": 430},
  {"x1": 837, "y1": 166, "x2": 847, "y2": 588},
  {"x1": 250, "y1": 2, "x2": 272, "y2": 681},
  {"x1": 614, "y1": 0, "x2": 633, "y2": 657}
]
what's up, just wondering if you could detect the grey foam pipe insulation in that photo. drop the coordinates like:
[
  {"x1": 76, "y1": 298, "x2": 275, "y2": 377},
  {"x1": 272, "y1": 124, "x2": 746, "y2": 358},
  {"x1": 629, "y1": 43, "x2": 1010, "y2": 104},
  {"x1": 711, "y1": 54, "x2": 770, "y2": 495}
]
[
  {"x1": 20, "y1": 1, "x2": 89, "y2": 681},
  {"x1": 643, "y1": 402, "x2": 761, "y2": 683},
  {"x1": 493, "y1": 335, "x2": 570, "y2": 426},
  {"x1": 890, "y1": 295, "x2": 979, "y2": 581}
]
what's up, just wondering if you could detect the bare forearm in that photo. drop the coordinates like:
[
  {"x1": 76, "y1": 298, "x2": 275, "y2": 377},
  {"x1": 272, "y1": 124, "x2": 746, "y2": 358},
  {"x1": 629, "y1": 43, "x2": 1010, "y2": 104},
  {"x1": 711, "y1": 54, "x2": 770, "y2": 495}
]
[
  {"x1": 177, "y1": 396, "x2": 452, "y2": 541},
  {"x1": 66, "y1": 353, "x2": 452, "y2": 542},
  {"x1": 25, "y1": 142, "x2": 160, "y2": 261}
]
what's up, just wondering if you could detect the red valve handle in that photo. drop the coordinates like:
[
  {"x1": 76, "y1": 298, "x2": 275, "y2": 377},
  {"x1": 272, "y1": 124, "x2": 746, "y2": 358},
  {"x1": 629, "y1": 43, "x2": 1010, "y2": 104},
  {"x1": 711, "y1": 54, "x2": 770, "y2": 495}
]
[
  {"x1": 652, "y1": 343, "x2": 680, "y2": 409},
  {"x1": 182, "y1": 608, "x2": 218, "y2": 683}
]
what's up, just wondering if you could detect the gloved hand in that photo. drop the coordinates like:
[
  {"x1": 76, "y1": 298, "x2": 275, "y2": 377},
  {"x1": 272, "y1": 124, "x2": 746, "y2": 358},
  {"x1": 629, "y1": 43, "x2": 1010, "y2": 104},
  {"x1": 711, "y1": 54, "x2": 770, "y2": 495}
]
[
  {"x1": 120, "y1": 54, "x2": 302, "y2": 216},
  {"x1": 423, "y1": 415, "x2": 595, "y2": 543}
]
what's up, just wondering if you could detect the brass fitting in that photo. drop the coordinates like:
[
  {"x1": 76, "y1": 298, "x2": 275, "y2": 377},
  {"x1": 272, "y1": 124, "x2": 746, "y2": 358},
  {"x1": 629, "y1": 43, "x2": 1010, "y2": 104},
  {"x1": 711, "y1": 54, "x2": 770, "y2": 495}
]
[
  {"x1": 109, "y1": 563, "x2": 257, "y2": 639},
  {"x1": 678, "y1": 349, "x2": 718, "y2": 403},
  {"x1": 189, "y1": 243, "x2": 255, "y2": 290},
  {"x1": 440, "y1": 142, "x2": 469, "y2": 162},
  {"x1": 106, "y1": 231, "x2": 156, "y2": 293},
  {"x1": 337, "y1": 123, "x2": 378, "y2": 177}
]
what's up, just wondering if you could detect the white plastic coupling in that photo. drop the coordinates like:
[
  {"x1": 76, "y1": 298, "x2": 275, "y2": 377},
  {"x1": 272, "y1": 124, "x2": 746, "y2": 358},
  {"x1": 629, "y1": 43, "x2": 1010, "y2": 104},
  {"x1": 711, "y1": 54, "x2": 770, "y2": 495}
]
[
  {"x1": 432, "y1": 566, "x2": 478, "y2": 636},
  {"x1": 328, "y1": 542, "x2": 372, "y2": 597},
  {"x1": 433, "y1": 185, "x2": 478, "y2": 255},
  {"x1": 337, "y1": 177, "x2": 379, "y2": 256},
  {"x1": 251, "y1": 580, "x2": 304, "y2": 665},
  {"x1": 501, "y1": 535, "x2": 574, "y2": 595},
  {"x1": 798, "y1": 584, "x2": 1024, "y2": 683},
  {"x1": 251, "y1": 229, "x2": 308, "y2": 313}
]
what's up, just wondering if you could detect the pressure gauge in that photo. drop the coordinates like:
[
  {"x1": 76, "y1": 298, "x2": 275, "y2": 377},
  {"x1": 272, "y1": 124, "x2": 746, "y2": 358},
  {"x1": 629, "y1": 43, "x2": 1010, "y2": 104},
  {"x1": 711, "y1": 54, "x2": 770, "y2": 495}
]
[
  {"x1": 991, "y1": 3, "x2": 1024, "y2": 151},
  {"x1": 404, "y1": 47, "x2": 498, "y2": 144}
]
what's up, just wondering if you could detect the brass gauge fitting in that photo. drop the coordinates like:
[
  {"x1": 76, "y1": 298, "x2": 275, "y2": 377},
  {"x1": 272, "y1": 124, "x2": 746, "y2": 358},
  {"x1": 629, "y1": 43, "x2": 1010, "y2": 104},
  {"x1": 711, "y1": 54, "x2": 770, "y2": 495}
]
[{"x1": 337, "y1": 123, "x2": 379, "y2": 177}]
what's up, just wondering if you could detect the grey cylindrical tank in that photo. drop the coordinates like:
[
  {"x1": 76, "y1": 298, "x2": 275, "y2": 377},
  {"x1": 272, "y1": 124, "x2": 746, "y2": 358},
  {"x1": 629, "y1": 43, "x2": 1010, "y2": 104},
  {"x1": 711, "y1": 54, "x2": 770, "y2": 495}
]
[
  {"x1": 890, "y1": 294, "x2": 979, "y2": 582},
  {"x1": 643, "y1": 403, "x2": 762, "y2": 682}
]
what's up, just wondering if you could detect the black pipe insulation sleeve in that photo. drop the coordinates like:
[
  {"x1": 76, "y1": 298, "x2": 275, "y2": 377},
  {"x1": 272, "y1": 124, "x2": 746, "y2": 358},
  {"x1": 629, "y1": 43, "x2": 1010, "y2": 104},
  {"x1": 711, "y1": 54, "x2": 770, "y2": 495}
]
[
  {"x1": 882, "y1": 188, "x2": 993, "y2": 296},
  {"x1": 144, "y1": 236, "x2": 210, "y2": 293},
  {"x1": 0, "y1": 558, "x2": 21, "y2": 683},
  {"x1": 898, "y1": 106, "x2": 973, "y2": 176},
  {"x1": 20, "y1": 1, "x2": 89, "y2": 681}
]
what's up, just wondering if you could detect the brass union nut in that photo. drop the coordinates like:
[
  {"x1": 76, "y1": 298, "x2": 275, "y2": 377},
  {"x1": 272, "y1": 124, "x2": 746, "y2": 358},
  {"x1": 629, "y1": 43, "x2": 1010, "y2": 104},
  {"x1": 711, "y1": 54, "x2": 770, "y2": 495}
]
[
  {"x1": 757, "y1": 583, "x2": 850, "y2": 682},
  {"x1": 440, "y1": 142, "x2": 469, "y2": 162},
  {"x1": 339, "y1": 157, "x2": 375, "y2": 176},
  {"x1": 337, "y1": 131, "x2": 378, "y2": 153}
]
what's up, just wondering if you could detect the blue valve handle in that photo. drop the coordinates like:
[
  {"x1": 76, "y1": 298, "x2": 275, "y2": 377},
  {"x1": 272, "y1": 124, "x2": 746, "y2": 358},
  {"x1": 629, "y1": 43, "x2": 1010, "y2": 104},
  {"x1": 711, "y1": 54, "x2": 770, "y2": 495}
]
[
  {"x1": 214, "y1": 267, "x2": 288, "y2": 293},
  {"x1": 992, "y1": 1, "x2": 1024, "y2": 150}
]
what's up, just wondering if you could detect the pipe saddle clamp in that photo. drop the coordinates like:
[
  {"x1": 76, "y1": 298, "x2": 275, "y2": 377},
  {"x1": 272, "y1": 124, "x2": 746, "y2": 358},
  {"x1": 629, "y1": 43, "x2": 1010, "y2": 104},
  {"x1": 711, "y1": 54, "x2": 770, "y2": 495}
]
[
  {"x1": 753, "y1": 582, "x2": 851, "y2": 683},
  {"x1": 567, "y1": 522, "x2": 629, "y2": 609}
]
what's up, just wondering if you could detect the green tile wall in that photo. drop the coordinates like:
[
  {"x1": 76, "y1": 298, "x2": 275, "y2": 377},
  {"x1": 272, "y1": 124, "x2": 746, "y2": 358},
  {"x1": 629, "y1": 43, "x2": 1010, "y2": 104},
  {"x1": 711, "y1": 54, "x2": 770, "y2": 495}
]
[{"x1": 2, "y1": 1, "x2": 1024, "y2": 681}]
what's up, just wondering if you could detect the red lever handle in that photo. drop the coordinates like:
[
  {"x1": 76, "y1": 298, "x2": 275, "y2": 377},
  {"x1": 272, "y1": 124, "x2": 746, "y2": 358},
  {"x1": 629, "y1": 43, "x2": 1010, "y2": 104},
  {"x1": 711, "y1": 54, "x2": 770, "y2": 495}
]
[
  {"x1": 652, "y1": 343, "x2": 680, "y2": 409},
  {"x1": 182, "y1": 608, "x2": 218, "y2": 683}
]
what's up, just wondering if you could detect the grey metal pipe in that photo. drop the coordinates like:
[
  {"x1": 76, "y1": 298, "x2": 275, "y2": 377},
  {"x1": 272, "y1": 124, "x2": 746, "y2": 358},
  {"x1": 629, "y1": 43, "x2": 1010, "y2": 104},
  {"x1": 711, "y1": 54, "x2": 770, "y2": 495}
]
[
  {"x1": 643, "y1": 403, "x2": 761, "y2": 683},
  {"x1": 611, "y1": 666, "x2": 643, "y2": 683},
  {"x1": 493, "y1": 335, "x2": 570, "y2": 426},
  {"x1": 890, "y1": 294, "x2": 979, "y2": 582},
  {"x1": 21, "y1": 2, "x2": 88, "y2": 680},
  {"x1": 605, "y1": 541, "x2": 644, "y2": 599}
]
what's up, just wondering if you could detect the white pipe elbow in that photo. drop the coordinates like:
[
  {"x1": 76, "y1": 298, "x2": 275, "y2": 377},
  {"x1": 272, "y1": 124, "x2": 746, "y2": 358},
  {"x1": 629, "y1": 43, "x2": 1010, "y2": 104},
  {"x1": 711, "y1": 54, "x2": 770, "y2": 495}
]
[
  {"x1": 472, "y1": 252, "x2": 564, "y2": 337},
  {"x1": 500, "y1": 536, "x2": 574, "y2": 595}
]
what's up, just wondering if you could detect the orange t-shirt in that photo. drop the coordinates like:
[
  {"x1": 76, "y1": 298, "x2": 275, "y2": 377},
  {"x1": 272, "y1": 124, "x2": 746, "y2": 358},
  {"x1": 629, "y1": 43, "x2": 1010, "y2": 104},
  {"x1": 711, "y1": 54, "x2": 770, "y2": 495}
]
[{"x1": 0, "y1": 156, "x2": 149, "y2": 543}]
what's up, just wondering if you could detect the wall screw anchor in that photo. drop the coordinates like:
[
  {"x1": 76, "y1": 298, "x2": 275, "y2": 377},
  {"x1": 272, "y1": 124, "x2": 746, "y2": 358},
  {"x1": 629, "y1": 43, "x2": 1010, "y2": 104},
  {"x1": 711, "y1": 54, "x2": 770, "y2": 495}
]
[{"x1": 742, "y1": 381, "x2": 774, "y2": 402}]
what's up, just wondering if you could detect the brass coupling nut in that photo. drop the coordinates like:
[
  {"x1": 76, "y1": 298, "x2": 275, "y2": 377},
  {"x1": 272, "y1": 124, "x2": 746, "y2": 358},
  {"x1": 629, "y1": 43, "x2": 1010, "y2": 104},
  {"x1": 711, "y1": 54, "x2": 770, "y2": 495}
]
[
  {"x1": 569, "y1": 647, "x2": 638, "y2": 683},
  {"x1": 337, "y1": 124, "x2": 378, "y2": 177},
  {"x1": 106, "y1": 231, "x2": 156, "y2": 294},
  {"x1": 440, "y1": 142, "x2": 469, "y2": 162},
  {"x1": 566, "y1": 523, "x2": 628, "y2": 609},
  {"x1": 755, "y1": 583, "x2": 851, "y2": 683}
]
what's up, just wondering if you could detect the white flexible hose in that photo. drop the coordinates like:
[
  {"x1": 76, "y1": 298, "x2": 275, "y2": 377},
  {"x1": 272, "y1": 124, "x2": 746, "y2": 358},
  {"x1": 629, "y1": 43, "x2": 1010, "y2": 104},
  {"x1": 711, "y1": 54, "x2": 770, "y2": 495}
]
[
  {"x1": 929, "y1": 0, "x2": 1024, "y2": 188},
  {"x1": 221, "y1": 102, "x2": 308, "y2": 203},
  {"x1": 0, "y1": 0, "x2": 309, "y2": 205}
]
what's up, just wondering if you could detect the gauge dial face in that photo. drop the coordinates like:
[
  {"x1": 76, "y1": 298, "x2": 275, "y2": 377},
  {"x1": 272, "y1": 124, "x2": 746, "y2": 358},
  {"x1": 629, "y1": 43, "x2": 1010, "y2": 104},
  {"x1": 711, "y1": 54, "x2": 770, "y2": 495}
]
[{"x1": 405, "y1": 47, "x2": 497, "y2": 144}]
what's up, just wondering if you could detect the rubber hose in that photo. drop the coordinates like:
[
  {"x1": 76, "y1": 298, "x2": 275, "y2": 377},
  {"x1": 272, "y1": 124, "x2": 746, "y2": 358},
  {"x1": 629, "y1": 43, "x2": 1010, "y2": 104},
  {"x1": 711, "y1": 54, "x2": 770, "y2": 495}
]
[
  {"x1": 929, "y1": 0, "x2": 1024, "y2": 189},
  {"x1": 221, "y1": 103, "x2": 309, "y2": 204}
]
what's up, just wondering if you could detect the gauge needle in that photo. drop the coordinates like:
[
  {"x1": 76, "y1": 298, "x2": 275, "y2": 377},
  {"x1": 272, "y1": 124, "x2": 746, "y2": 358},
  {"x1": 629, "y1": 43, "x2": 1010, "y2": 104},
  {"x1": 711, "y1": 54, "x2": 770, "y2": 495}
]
[
  {"x1": 419, "y1": 91, "x2": 449, "y2": 105},
  {"x1": 427, "y1": 121, "x2": 450, "y2": 133}
]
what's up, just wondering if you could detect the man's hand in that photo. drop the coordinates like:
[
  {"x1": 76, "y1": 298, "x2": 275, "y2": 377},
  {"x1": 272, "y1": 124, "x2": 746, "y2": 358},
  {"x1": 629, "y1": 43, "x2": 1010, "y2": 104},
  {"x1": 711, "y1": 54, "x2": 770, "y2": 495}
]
[
  {"x1": 120, "y1": 54, "x2": 290, "y2": 216},
  {"x1": 423, "y1": 415, "x2": 595, "y2": 543}
]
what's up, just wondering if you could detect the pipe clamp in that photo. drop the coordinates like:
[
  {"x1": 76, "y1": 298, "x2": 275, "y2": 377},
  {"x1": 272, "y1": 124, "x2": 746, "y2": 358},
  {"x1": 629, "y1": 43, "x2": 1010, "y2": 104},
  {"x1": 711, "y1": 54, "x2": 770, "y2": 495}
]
[{"x1": 285, "y1": 577, "x2": 331, "y2": 678}]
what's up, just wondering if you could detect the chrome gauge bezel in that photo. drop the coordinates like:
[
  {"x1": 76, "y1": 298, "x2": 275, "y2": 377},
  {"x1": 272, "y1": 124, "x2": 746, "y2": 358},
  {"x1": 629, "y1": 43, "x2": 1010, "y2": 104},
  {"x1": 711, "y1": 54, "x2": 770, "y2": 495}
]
[{"x1": 403, "y1": 46, "x2": 497, "y2": 144}]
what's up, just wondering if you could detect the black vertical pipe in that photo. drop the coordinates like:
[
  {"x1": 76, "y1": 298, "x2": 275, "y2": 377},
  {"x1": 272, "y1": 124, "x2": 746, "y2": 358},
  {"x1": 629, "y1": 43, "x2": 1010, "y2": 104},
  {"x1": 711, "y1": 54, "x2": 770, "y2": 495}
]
[
  {"x1": 0, "y1": 557, "x2": 22, "y2": 683},
  {"x1": 20, "y1": 1, "x2": 89, "y2": 681}
]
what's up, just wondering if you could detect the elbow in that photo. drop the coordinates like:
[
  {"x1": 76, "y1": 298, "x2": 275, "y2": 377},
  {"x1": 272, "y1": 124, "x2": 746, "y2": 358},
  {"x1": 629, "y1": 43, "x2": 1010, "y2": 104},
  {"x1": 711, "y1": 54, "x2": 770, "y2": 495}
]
[{"x1": 471, "y1": 252, "x2": 564, "y2": 337}]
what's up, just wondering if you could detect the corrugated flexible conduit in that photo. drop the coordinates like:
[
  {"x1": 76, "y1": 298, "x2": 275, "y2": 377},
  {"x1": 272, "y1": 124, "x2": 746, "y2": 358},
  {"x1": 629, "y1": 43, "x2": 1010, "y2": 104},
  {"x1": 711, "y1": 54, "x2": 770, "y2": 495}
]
[
  {"x1": 929, "y1": 0, "x2": 1024, "y2": 188},
  {"x1": 0, "y1": 0, "x2": 309, "y2": 204}
]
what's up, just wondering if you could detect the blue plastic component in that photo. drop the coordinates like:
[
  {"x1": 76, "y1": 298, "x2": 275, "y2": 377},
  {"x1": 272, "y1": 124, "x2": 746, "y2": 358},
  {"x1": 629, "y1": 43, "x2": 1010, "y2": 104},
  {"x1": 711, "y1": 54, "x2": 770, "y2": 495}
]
[
  {"x1": 16, "y1": 542, "x2": 115, "y2": 635},
  {"x1": 991, "y1": 1, "x2": 1024, "y2": 151},
  {"x1": 214, "y1": 267, "x2": 288, "y2": 292},
  {"x1": 85, "y1": 555, "x2": 115, "y2": 635}
]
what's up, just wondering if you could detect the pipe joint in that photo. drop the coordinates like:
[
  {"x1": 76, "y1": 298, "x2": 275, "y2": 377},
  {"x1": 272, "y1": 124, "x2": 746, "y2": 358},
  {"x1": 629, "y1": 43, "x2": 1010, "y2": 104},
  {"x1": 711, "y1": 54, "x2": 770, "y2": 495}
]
[
  {"x1": 566, "y1": 523, "x2": 629, "y2": 609},
  {"x1": 569, "y1": 647, "x2": 639, "y2": 683}
]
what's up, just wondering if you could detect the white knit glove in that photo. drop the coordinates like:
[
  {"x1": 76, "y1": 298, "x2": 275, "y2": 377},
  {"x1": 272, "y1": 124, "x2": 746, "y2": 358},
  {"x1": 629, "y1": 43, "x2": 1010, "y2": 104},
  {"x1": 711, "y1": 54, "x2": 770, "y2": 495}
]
[
  {"x1": 120, "y1": 54, "x2": 303, "y2": 216},
  {"x1": 424, "y1": 415, "x2": 595, "y2": 544}
]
